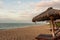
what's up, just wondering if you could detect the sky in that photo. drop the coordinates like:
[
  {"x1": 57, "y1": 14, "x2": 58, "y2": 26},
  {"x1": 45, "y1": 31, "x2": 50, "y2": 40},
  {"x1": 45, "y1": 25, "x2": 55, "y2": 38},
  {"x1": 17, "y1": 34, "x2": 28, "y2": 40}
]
[{"x1": 0, "y1": 0, "x2": 60, "y2": 23}]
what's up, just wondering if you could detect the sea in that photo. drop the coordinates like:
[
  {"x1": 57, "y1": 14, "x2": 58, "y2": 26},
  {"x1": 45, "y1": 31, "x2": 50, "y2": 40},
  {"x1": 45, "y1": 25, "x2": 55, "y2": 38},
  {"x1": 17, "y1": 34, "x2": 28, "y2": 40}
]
[
  {"x1": 0, "y1": 23, "x2": 39, "y2": 29},
  {"x1": 0, "y1": 23, "x2": 47, "y2": 29}
]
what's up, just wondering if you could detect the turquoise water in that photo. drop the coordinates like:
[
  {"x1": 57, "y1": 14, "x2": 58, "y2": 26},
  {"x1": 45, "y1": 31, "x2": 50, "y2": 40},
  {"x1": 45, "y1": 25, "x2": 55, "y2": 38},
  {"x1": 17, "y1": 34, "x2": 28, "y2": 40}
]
[{"x1": 0, "y1": 23, "x2": 41, "y2": 29}]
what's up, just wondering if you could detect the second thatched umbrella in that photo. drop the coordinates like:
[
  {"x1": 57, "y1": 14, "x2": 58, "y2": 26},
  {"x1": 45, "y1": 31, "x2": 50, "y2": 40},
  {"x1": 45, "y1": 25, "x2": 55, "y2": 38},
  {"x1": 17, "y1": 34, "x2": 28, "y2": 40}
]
[{"x1": 32, "y1": 7, "x2": 60, "y2": 38}]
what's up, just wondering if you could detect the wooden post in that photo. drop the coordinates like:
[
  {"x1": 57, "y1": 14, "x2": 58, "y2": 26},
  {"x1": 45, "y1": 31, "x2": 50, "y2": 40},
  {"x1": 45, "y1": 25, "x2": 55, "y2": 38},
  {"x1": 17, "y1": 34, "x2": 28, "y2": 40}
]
[
  {"x1": 51, "y1": 19, "x2": 55, "y2": 38},
  {"x1": 35, "y1": 22, "x2": 36, "y2": 24},
  {"x1": 50, "y1": 16, "x2": 56, "y2": 38}
]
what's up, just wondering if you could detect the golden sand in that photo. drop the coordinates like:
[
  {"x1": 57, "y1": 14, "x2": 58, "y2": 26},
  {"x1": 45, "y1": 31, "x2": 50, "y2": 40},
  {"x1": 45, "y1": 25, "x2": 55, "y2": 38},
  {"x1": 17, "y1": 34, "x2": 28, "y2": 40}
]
[{"x1": 0, "y1": 25, "x2": 51, "y2": 40}]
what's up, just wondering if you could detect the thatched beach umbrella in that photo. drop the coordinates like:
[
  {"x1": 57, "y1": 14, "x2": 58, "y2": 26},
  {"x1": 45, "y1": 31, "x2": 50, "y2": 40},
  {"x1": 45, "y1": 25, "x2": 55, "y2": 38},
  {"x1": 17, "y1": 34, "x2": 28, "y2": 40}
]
[{"x1": 32, "y1": 7, "x2": 60, "y2": 38}]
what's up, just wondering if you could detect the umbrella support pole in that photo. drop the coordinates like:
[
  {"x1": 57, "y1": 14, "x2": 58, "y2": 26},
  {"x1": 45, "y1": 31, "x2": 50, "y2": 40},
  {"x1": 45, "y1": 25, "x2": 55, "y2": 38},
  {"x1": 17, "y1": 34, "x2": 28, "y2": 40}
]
[
  {"x1": 50, "y1": 16, "x2": 56, "y2": 38},
  {"x1": 51, "y1": 20, "x2": 56, "y2": 38}
]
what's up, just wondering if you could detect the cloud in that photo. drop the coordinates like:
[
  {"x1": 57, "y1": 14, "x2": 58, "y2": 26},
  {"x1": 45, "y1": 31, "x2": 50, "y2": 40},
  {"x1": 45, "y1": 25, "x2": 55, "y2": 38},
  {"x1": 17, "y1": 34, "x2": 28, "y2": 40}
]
[
  {"x1": 35, "y1": 0, "x2": 60, "y2": 8},
  {"x1": 32, "y1": 0, "x2": 60, "y2": 14},
  {"x1": 0, "y1": 0, "x2": 4, "y2": 8},
  {"x1": 0, "y1": 0, "x2": 39, "y2": 23},
  {"x1": 0, "y1": 0, "x2": 60, "y2": 23},
  {"x1": 52, "y1": 0, "x2": 60, "y2": 2}
]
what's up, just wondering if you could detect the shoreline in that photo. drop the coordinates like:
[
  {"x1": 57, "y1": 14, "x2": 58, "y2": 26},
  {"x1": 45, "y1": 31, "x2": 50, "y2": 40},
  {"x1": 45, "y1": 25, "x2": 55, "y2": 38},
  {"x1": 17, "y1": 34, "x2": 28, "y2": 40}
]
[
  {"x1": 0, "y1": 24, "x2": 50, "y2": 40},
  {"x1": 0, "y1": 24, "x2": 49, "y2": 30}
]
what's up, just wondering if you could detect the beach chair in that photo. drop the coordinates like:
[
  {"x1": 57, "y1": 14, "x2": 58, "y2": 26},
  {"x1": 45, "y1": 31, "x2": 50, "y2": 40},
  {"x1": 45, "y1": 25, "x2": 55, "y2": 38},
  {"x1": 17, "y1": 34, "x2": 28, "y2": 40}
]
[
  {"x1": 35, "y1": 34, "x2": 60, "y2": 40},
  {"x1": 35, "y1": 34, "x2": 52, "y2": 40}
]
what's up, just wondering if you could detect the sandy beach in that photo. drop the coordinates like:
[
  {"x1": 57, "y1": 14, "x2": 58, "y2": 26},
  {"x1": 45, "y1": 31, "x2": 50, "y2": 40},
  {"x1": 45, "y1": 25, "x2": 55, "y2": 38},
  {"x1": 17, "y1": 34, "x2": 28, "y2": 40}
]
[{"x1": 0, "y1": 25, "x2": 51, "y2": 40}]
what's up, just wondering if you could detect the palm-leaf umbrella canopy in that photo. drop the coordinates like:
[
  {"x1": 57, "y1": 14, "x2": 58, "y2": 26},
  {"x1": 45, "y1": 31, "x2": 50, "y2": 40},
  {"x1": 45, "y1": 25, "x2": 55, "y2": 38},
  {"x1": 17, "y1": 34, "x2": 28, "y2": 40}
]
[
  {"x1": 32, "y1": 7, "x2": 60, "y2": 38},
  {"x1": 32, "y1": 7, "x2": 60, "y2": 22}
]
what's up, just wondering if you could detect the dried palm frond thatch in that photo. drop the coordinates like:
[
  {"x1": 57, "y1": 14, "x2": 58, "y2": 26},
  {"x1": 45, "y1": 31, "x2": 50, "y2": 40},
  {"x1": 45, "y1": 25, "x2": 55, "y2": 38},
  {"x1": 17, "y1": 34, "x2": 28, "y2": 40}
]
[{"x1": 32, "y1": 7, "x2": 60, "y2": 22}]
